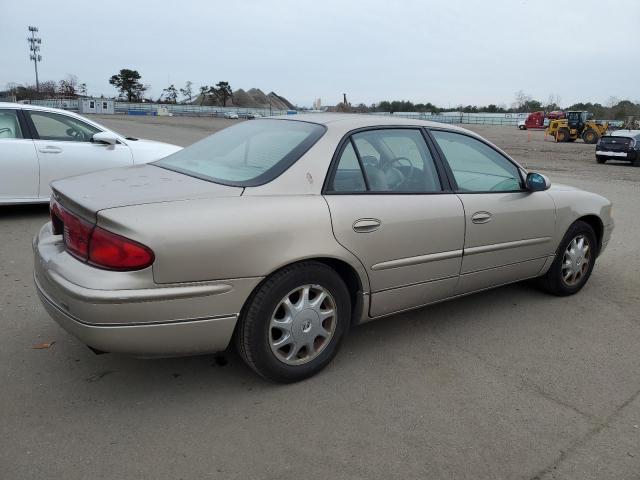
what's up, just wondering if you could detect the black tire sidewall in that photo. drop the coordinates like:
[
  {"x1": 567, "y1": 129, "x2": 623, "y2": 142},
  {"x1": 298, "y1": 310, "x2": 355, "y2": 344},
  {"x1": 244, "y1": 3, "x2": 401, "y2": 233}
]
[
  {"x1": 239, "y1": 263, "x2": 351, "y2": 382},
  {"x1": 545, "y1": 221, "x2": 597, "y2": 295}
]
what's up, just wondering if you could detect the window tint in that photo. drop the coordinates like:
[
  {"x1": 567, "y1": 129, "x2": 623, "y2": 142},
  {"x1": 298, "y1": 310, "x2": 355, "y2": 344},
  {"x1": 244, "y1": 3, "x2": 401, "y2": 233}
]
[
  {"x1": 0, "y1": 110, "x2": 24, "y2": 139},
  {"x1": 432, "y1": 130, "x2": 522, "y2": 192},
  {"x1": 332, "y1": 142, "x2": 366, "y2": 192},
  {"x1": 29, "y1": 111, "x2": 100, "y2": 142},
  {"x1": 155, "y1": 119, "x2": 325, "y2": 187},
  {"x1": 349, "y1": 129, "x2": 441, "y2": 193}
]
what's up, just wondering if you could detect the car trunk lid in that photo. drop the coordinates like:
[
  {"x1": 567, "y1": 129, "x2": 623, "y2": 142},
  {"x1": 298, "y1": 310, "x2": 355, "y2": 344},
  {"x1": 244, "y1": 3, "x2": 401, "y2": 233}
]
[
  {"x1": 51, "y1": 164, "x2": 242, "y2": 220},
  {"x1": 598, "y1": 136, "x2": 632, "y2": 152}
]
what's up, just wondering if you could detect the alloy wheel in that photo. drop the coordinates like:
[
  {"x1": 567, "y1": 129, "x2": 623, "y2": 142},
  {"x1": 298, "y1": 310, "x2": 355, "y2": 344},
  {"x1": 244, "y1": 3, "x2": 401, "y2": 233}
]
[
  {"x1": 269, "y1": 284, "x2": 337, "y2": 366},
  {"x1": 561, "y1": 234, "x2": 591, "y2": 286}
]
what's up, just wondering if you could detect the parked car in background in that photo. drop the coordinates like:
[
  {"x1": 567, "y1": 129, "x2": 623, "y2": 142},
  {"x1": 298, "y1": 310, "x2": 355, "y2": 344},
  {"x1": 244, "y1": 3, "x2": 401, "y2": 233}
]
[
  {"x1": 0, "y1": 103, "x2": 181, "y2": 205},
  {"x1": 246, "y1": 112, "x2": 263, "y2": 119},
  {"x1": 595, "y1": 130, "x2": 640, "y2": 166},
  {"x1": 34, "y1": 114, "x2": 613, "y2": 382},
  {"x1": 224, "y1": 112, "x2": 239, "y2": 119}
]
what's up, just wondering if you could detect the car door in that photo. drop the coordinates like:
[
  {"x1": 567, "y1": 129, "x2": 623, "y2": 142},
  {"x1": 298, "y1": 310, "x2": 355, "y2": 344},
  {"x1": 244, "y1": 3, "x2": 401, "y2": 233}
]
[
  {"x1": 25, "y1": 110, "x2": 133, "y2": 198},
  {"x1": 324, "y1": 128, "x2": 465, "y2": 317},
  {"x1": 0, "y1": 109, "x2": 40, "y2": 203},
  {"x1": 430, "y1": 129, "x2": 556, "y2": 294}
]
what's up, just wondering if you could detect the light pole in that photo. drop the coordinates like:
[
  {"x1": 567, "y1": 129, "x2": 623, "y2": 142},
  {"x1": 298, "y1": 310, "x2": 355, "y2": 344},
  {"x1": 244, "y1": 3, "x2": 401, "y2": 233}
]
[{"x1": 27, "y1": 26, "x2": 42, "y2": 92}]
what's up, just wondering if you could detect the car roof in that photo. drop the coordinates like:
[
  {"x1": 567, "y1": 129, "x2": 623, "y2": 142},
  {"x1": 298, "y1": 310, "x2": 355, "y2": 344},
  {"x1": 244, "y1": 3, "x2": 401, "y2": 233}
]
[{"x1": 277, "y1": 113, "x2": 469, "y2": 131}]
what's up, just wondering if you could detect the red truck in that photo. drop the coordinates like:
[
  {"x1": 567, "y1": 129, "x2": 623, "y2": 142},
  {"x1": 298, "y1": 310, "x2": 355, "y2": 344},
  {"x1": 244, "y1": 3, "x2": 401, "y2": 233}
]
[{"x1": 517, "y1": 110, "x2": 565, "y2": 130}]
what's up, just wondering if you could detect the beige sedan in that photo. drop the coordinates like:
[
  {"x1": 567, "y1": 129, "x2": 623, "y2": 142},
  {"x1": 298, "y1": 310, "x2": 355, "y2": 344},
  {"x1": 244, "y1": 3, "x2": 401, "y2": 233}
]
[{"x1": 34, "y1": 114, "x2": 614, "y2": 382}]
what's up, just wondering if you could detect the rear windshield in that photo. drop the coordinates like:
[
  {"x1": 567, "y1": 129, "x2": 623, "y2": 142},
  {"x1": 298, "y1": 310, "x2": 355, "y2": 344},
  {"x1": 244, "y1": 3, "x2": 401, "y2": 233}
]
[
  {"x1": 600, "y1": 136, "x2": 632, "y2": 145},
  {"x1": 154, "y1": 119, "x2": 326, "y2": 187}
]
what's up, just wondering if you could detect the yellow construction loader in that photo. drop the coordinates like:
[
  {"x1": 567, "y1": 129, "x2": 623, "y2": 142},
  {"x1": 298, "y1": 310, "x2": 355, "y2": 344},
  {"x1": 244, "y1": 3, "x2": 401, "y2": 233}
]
[{"x1": 546, "y1": 111, "x2": 608, "y2": 144}]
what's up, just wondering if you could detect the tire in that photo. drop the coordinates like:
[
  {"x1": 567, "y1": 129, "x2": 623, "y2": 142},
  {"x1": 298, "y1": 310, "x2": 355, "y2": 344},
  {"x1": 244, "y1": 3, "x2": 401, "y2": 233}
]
[
  {"x1": 582, "y1": 129, "x2": 598, "y2": 144},
  {"x1": 556, "y1": 128, "x2": 571, "y2": 142},
  {"x1": 519, "y1": 125, "x2": 526, "y2": 130},
  {"x1": 596, "y1": 157, "x2": 606, "y2": 164},
  {"x1": 538, "y1": 221, "x2": 597, "y2": 296},
  {"x1": 235, "y1": 261, "x2": 351, "y2": 383}
]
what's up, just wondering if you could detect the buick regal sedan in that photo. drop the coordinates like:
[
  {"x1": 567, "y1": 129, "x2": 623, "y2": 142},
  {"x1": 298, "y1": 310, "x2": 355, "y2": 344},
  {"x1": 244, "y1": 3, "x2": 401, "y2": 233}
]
[
  {"x1": 34, "y1": 114, "x2": 614, "y2": 382},
  {"x1": 0, "y1": 103, "x2": 181, "y2": 205}
]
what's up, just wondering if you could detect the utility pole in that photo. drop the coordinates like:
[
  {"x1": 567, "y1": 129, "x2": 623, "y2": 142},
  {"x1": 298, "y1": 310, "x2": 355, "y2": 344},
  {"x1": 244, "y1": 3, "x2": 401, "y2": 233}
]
[{"x1": 27, "y1": 26, "x2": 42, "y2": 92}]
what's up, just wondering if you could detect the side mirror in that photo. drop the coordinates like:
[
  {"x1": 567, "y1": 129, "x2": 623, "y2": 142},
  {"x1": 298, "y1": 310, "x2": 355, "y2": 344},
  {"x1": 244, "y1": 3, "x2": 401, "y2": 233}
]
[
  {"x1": 526, "y1": 172, "x2": 551, "y2": 191},
  {"x1": 92, "y1": 132, "x2": 118, "y2": 145}
]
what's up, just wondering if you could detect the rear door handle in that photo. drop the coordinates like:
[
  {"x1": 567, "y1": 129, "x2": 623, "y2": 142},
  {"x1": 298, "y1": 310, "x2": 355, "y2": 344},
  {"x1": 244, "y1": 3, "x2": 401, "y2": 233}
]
[
  {"x1": 38, "y1": 146, "x2": 63, "y2": 154},
  {"x1": 353, "y1": 218, "x2": 381, "y2": 233},
  {"x1": 471, "y1": 211, "x2": 492, "y2": 224}
]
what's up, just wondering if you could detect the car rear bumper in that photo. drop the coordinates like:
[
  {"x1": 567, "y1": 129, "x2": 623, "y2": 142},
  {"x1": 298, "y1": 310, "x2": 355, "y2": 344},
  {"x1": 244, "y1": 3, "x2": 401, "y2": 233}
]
[
  {"x1": 33, "y1": 222, "x2": 262, "y2": 356},
  {"x1": 596, "y1": 149, "x2": 637, "y2": 160}
]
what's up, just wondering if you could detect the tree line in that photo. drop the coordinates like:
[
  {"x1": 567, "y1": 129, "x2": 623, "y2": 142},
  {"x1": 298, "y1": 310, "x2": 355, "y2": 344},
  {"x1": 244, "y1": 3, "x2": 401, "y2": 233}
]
[
  {"x1": 5, "y1": 73, "x2": 639, "y2": 120},
  {"x1": 367, "y1": 90, "x2": 640, "y2": 120}
]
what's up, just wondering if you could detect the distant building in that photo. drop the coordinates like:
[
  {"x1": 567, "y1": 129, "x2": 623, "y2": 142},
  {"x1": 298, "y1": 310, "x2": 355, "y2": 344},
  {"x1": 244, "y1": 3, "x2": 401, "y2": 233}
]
[{"x1": 78, "y1": 98, "x2": 115, "y2": 114}]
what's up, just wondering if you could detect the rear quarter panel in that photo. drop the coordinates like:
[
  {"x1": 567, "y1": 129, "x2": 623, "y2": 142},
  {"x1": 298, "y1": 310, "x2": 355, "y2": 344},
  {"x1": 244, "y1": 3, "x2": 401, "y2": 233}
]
[{"x1": 97, "y1": 195, "x2": 370, "y2": 289}]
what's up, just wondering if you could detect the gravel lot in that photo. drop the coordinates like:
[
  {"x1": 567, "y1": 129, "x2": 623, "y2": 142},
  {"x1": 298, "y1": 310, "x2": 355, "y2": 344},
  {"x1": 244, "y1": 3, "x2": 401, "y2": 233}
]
[{"x1": 1, "y1": 115, "x2": 639, "y2": 480}]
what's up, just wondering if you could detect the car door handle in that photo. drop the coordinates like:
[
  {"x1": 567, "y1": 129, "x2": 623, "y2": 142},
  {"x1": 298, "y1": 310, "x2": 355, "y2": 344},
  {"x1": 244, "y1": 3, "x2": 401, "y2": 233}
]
[
  {"x1": 471, "y1": 211, "x2": 492, "y2": 224},
  {"x1": 38, "y1": 146, "x2": 63, "y2": 154},
  {"x1": 353, "y1": 218, "x2": 381, "y2": 233}
]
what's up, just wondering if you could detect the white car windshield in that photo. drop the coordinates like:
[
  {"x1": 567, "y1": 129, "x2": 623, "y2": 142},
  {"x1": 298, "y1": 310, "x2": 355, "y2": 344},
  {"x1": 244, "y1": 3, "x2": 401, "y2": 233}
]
[{"x1": 154, "y1": 119, "x2": 325, "y2": 186}]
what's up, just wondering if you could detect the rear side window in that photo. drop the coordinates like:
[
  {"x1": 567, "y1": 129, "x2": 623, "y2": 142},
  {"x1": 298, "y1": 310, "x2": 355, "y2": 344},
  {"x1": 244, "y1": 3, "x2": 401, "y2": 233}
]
[
  {"x1": 329, "y1": 129, "x2": 442, "y2": 193},
  {"x1": 332, "y1": 142, "x2": 367, "y2": 192},
  {"x1": 431, "y1": 130, "x2": 522, "y2": 192},
  {"x1": 155, "y1": 119, "x2": 325, "y2": 187},
  {"x1": 0, "y1": 110, "x2": 23, "y2": 139}
]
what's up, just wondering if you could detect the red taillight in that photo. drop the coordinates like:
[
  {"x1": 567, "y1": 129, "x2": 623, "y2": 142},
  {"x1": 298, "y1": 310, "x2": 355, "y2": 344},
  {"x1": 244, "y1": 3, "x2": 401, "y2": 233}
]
[
  {"x1": 48, "y1": 197, "x2": 154, "y2": 271},
  {"x1": 89, "y1": 226, "x2": 154, "y2": 271},
  {"x1": 63, "y1": 211, "x2": 94, "y2": 261}
]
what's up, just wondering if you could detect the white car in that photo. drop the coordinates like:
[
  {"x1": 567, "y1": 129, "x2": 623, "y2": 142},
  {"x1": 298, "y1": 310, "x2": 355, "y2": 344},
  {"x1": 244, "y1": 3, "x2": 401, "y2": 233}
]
[
  {"x1": 223, "y1": 112, "x2": 239, "y2": 119},
  {"x1": 0, "y1": 103, "x2": 182, "y2": 205}
]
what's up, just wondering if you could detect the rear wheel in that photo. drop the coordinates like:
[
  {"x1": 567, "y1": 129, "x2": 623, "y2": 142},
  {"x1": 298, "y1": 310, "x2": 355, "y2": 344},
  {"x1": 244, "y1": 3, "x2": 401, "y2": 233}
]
[
  {"x1": 596, "y1": 157, "x2": 606, "y2": 164},
  {"x1": 235, "y1": 261, "x2": 350, "y2": 382},
  {"x1": 582, "y1": 129, "x2": 599, "y2": 144},
  {"x1": 556, "y1": 128, "x2": 571, "y2": 142},
  {"x1": 538, "y1": 221, "x2": 597, "y2": 296}
]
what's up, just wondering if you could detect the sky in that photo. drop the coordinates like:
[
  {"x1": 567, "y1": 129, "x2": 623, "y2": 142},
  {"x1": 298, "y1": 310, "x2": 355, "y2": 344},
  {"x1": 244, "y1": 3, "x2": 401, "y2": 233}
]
[{"x1": 1, "y1": 0, "x2": 639, "y2": 108}]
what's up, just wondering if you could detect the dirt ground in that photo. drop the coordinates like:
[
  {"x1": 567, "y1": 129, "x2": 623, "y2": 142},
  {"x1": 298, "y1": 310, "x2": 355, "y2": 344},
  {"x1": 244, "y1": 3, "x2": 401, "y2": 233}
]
[{"x1": 1, "y1": 114, "x2": 639, "y2": 480}]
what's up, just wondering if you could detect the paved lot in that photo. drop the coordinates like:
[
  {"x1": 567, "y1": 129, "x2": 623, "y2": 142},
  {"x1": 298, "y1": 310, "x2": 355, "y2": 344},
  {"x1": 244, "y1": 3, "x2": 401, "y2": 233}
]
[{"x1": 1, "y1": 115, "x2": 639, "y2": 479}]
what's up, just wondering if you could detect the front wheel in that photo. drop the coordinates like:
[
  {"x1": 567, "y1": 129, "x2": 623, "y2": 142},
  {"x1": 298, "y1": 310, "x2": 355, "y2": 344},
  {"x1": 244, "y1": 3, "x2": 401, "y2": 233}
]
[
  {"x1": 538, "y1": 221, "x2": 597, "y2": 296},
  {"x1": 596, "y1": 157, "x2": 606, "y2": 164},
  {"x1": 583, "y1": 129, "x2": 599, "y2": 144},
  {"x1": 556, "y1": 128, "x2": 571, "y2": 142},
  {"x1": 235, "y1": 262, "x2": 351, "y2": 382}
]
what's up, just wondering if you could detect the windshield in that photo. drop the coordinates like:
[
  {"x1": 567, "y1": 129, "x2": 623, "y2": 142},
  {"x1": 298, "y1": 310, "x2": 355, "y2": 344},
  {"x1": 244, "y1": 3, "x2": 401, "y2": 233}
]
[{"x1": 154, "y1": 119, "x2": 325, "y2": 187}]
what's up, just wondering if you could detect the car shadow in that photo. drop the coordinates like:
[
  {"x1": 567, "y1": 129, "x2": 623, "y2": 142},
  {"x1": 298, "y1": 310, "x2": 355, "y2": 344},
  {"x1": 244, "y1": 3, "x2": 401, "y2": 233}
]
[{"x1": 0, "y1": 203, "x2": 49, "y2": 219}]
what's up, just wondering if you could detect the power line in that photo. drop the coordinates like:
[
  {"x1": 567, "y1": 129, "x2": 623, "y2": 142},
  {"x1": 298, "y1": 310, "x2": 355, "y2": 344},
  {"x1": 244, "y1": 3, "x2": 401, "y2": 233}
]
[{"x1": 27, "y1": 26, "x2": 42, "y2": 92}]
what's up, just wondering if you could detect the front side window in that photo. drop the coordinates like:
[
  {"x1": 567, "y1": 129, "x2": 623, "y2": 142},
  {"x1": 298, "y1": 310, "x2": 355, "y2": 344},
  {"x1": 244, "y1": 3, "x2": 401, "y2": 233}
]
[
  {"x1": 329, "y1": 129, "x2": 442, "y2": 193},
  {"x1": 155, "y1": 119, "x2": 326, "y2": 187},
  {"x1": 431, "y1": 130, "x2": 522, "y2": 192},
  {"x1": 0, "y1": 110, "x2": 23, "y2": 139},
  {"x1": 29, "y1": 111, "x2": 100, "y2": 142}
]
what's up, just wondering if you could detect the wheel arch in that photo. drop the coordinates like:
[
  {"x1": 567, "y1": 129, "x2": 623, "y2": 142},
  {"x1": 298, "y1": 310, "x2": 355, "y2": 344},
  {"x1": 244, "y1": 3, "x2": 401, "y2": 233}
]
[
  {"x1": 576, "y1": 214, "x2": 604, "y2": 255},
  {"x1": 240, "y1": 256, "x2": 369, "y2": 328}
]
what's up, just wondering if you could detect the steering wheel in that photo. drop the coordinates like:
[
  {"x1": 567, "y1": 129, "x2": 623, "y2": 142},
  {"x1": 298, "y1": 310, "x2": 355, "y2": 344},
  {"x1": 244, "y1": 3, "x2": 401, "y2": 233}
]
[
  {"x1": 0, "y1": 127, "x2": 10, "y2": 135},
  {"x1": 66, "y1": 127, "x2": 85, "y2": 141},
  {"x1": 382, "y1": 156, "x2": 415, "y2": 190}
]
